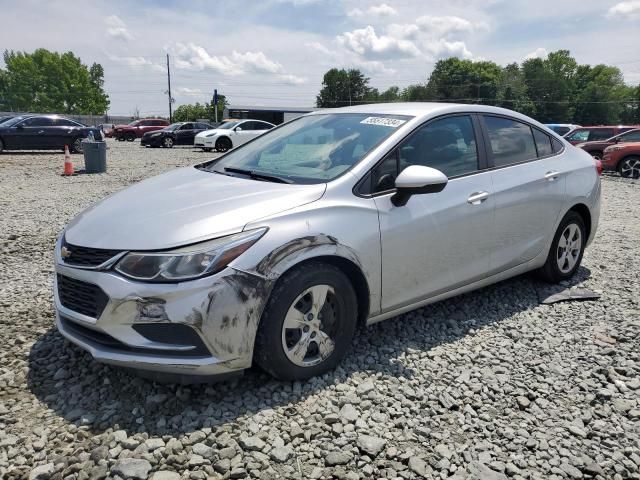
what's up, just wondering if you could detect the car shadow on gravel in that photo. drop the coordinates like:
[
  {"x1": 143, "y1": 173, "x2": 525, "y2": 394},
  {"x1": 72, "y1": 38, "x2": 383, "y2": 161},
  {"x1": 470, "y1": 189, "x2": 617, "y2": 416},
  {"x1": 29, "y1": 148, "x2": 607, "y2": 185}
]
[{"x1": 26, "y1": 267, "x2": 592, "y2": 438}]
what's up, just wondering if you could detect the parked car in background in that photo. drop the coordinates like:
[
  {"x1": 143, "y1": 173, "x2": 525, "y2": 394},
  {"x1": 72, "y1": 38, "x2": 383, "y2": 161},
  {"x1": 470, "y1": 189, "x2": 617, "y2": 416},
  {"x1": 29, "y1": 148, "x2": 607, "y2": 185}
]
[
  {"x1": 113, "y1": 119, "x2": 169, "y2": 141},
  {"x1": 197, "y1": 119, "x2": 275, "y2": 152},
  {"x1": 575, "y1": 129, "x2": 640, "y2": 160},
  {"x1": 602, "y1": 142, "x2": 640, "y2": 178},
  {"x1": 564, "y1": 126, "x2": 639, "y2": 145},
  {"x1": 545, "y1": 124, "x2": 581, "y2": 135},
  {"x1": 0, "y1": 115, "x2": 102, "y2": 153},
  {"x1": 141, "y1": 122, "x2": 213, "y2": 148},
  {"x1": 53, "y1": 103, "x2": 600, "y2": 381},
  {"x1": 0, "y1": 115, "x2": 15, "y2": 125}
]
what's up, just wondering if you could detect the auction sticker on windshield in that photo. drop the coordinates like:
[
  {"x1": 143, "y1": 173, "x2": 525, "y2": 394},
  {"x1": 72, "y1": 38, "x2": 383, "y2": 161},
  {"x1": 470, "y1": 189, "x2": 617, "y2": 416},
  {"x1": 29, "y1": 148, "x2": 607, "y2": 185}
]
[{"x1": 360, "y1": 117, "x2": 407, "y2": 128}]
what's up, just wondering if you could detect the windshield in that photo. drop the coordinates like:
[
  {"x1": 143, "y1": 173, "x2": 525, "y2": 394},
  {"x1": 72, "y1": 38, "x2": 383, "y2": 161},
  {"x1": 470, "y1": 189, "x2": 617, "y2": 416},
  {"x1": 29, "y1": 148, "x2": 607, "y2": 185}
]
[
  {"x1": 164, "y1": 123, "x2": 183, "y2": 131},
  {"x1": 217, "y1": 121, "x2": 241, "y2": 130},
  {"x1": 3, "y1": 116, "x2": 27, "y2": 127},
  {"x1": 128, "y1": 120, "x2": 141, "y2": 126},
  {"x1": 203, "y1": 113, "x2": 412, "y2": 184}
]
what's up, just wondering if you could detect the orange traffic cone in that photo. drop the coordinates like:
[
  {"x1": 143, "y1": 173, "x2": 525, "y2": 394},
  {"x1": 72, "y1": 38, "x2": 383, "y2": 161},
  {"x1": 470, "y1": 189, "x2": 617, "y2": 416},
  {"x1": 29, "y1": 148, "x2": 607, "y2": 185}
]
[{"x1": 63, "y1": 145, "x2": 74, "y2": 176}]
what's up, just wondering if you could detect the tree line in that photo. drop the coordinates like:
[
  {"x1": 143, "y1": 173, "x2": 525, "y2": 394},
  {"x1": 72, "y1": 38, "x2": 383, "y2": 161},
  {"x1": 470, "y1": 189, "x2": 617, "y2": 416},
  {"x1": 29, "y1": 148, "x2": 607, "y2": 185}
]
[
  {"x1": 316, "y1": 50, "x2": 640, "y2": 125},
  {"x1": 0, "y1": 49, "x2": 110, "y2": 115}
]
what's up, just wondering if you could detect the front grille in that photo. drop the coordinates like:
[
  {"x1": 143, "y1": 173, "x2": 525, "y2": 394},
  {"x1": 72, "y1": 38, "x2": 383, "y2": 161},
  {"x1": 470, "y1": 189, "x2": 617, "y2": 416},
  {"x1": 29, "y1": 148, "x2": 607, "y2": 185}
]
[
  {"x1": 57, "y1": 274, "x2": 109, "y2": 319},
  {"x1": 60, "y1": 316, "x2": 211, "y2": 358},
  {"x1": 61, "y1": 238, "x2": 122, "y2": 267}
]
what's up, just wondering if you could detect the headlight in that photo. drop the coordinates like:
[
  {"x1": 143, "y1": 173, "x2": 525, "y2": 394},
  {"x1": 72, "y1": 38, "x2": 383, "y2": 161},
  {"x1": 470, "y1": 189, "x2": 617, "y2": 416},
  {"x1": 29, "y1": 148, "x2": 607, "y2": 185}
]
[
  {"x1": 206, "y1": 132, "x2": 218, "y2": 137},
  {"x1": 115, "y1": 228, "x2": 267, "y2": 282},
  {"x1": 150, "y1": 132, "x2": 162, "y2": 137}
]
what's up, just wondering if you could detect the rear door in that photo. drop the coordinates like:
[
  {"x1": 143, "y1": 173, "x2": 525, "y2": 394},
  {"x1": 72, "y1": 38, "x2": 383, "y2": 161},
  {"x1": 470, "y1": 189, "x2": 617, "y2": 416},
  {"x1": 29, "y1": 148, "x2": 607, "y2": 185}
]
[
  {"x1": 480, "y1": 115, "x2": 566, "y2": 274},
  {"x1": 175, "y1": 123, "x2": 195, "y2": 145},
  {"x1": 371, "y1": 114, "x2": 495, "y2": 311},
  {"x1": 51, "y1": 118, "x2": 81, "y2": 148}
]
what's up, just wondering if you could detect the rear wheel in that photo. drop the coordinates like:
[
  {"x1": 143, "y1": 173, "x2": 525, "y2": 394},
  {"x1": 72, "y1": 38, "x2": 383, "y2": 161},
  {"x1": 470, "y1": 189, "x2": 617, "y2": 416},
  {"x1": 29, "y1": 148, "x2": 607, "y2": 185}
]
[
  {"x1": 125, "y1": 132, "x2": 135, "y2": 142},
  {"x1": 162, "y1": 137, "x2": 174, "y2": 148},
  {"x1": 70, "y1": 137, "x2": 83, "y2": 154},
  {"x1": 618, "y1": 156, "x2": 640, "y2": 179},
  {"x1": 215, "y1": 137, "x2": 232, "y2": 152},
  {"x1": 254, "y1": 262, "x2": 358, "y2": 380},
  {"x1": 538, "y1": 211, "x2": 586, "y2": 283}
]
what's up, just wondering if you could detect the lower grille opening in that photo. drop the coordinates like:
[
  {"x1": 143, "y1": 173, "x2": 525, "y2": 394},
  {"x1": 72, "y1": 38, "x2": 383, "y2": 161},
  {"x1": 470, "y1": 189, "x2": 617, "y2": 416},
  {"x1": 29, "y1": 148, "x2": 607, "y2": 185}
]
[
  {"x1": 60, "y1": 316, "x2": 211, "y2": 358},
  {"x1": 57, "y1": 274, "x2": 109, "y2": 319}
]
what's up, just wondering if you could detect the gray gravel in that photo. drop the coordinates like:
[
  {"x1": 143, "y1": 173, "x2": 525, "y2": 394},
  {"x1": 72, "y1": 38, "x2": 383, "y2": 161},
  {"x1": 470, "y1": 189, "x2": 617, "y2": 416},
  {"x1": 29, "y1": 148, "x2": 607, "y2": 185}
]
[{"x1": 1, "y1": 140, "x2": 639, "y2": 480}]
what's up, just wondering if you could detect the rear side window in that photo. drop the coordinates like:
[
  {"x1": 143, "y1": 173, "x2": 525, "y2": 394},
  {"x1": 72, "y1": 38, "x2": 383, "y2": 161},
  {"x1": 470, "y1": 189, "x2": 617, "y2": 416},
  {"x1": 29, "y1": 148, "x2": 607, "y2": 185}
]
[
  {"x1": 566, "y1": 129, "x2": 588, "y2": 142},
  {"x1": 533, "y1": 128, "x2": 553, "y2": 157},
  {"x1": 484, "y1": 116, "x2": 537, "y2": 167},
  {"x1": 589, "y1": 129, "x2": 614, "y2": 141}
]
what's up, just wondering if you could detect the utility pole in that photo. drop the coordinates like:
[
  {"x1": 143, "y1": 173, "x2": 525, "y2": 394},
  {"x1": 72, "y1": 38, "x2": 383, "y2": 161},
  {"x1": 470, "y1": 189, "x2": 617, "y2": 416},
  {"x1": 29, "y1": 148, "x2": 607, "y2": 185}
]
[
  {"x1": 213, "y1": 89, "x2": 218, "y2": 124},
  {"x1": 166, "y1": 53, "x2": 173, "y2": 123}
]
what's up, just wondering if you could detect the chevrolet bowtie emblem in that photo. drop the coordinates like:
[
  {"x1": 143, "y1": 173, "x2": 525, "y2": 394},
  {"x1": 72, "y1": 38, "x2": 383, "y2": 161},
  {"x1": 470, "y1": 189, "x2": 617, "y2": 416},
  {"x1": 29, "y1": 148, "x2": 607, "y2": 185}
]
[{"x1": 61, "y1": 246, "x2": 72, "y2": 259}]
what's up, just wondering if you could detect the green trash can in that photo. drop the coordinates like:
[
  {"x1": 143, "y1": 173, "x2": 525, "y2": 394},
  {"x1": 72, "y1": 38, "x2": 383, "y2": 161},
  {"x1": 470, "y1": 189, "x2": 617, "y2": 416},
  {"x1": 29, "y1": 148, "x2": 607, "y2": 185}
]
[{"x1": 82, "y1": 141, "x2": 107, "y2": 173}]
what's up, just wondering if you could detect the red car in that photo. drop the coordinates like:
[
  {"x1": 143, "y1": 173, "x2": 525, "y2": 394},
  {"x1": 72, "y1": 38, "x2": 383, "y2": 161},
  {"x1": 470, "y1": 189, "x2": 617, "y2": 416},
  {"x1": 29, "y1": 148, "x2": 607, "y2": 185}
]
[
  {"x1": 602, "y1": 142, "x2": 640, "y2": 178},
  {"x1": 113, "y1": 118, "x2": 169, "y2": 141},
  {"x1": 564, "y1": 126, "x2": 639, "y2": 145},
  {"x1": 575, "y1": 128, "x2": 640, "y2": 160}
]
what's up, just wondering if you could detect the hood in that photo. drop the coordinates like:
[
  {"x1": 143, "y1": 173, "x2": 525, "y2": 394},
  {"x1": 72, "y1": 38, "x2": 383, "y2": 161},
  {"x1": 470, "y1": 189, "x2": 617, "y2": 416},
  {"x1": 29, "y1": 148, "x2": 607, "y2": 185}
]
[
  {"x1": 196, "y1": 128, "x2": 226, "y2": 138},
  {"x1": 65, "y1": 167, "x2": 326, "y2": 250}
]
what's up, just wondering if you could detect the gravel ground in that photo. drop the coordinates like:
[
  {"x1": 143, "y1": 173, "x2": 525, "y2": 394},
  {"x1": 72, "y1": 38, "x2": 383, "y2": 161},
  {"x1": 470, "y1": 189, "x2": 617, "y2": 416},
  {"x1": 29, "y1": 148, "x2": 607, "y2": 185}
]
[{"x1": 0, "y1": 140, "x2": 639, "y2": 480}]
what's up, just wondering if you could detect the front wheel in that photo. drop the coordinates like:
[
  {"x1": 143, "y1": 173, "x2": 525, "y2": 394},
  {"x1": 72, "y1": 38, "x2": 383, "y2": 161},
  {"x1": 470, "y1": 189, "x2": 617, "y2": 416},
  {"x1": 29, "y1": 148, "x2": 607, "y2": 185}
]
[
  {"x1": 537, "y1": 211, "x2": 586, "y2": 283},
  {"x1": 254, "y1": 262, "x2": 358, "y2": 381},
  {"x1": 618, "y1": 156, "x2": 640, "y2": 179},
  {"x1": 162, "y1": 137, "x2": 174, "y2": 148},
  {"x1": 215, "y1": 137, "x2": 232, "y2": 152}
]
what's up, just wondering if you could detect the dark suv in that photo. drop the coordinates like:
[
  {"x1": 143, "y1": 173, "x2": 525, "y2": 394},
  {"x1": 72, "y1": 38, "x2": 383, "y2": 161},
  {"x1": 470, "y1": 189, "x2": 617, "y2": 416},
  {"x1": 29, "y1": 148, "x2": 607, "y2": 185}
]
[
  {"x1": 113, "y1": 119, "x2": 169, "y2": 141},
  {"x1": 0, "y1": 115, "x2": 102, "y2": 153},
  {"x1": 575, "y1": 129, "x2": 640, "y2": 160},
  {"x1": 140, "y1": 122, "x2": 213, "y2": 148},
  {"x1": 564, "y1": 126, "x2": 639, "y2": 145}
]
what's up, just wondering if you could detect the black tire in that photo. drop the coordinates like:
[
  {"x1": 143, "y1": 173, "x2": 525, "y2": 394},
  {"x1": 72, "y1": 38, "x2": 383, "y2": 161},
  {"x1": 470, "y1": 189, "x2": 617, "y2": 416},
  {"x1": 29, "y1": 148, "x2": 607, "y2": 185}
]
[
  {"x1": 618, "y1": 156, "x2": 640, "y2": 179},
  {"x1": 589, "y1": 151, "x2": 603, "y2": 161},
  {"x1": 162, "y1": 137, "x2": 174, "y2": 148},
  {"x1": 203, "y1": 147, "x2": 212, "y2": 152},
  {"x1": 254, "y1": 262, "x2": 358, "y2": 381},
  {"x1": 215, "y1": 137, "x2": 232, "y2": 152},
  {"x1": 70, "y1": 137, "x2": 83, "y2": 154},
  {"x1": 116, "y1": 136, "x2": 124, "y2": 142},
  {"x1": 0, "y1": 138, "x2": 4, "y2": 153},
  {"x1": 537, "y1": 211, "x2": 586, "y2": 283},
  {"x1": 125, "y1": 133, "x2": 135, "y2": 142}
]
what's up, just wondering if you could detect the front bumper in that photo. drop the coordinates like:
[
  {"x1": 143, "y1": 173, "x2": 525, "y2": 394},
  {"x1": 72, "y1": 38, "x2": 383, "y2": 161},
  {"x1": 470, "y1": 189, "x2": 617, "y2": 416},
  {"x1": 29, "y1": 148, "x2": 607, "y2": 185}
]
[
  {"x1": 203, "y1": 137, "x2": 218, "y2": 148},
  {"x1": 53, "y1": 247, "x2": 271, "y2": 378},
  {"x1": 141, "y1": 136, "x2": 162, "y2": 146},
  {"x1": 601, "y1": 153, "x2": 618, "y2": 171}
]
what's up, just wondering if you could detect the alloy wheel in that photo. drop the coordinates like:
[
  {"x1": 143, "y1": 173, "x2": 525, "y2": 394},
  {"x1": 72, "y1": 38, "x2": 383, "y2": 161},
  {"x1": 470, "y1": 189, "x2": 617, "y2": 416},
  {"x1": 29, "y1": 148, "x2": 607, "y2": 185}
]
[
  {"x1": 281, "y1": 284, "x2": 338, "y2": 367},
  {"x1": 163, "y1": 137, "x2": 174, "y2": 148},
  {"x1": 73, "y1": 138, "x2": 83, "y2": 153},
  {"x1": 620, "y1": 157, "x2": 640, "y2": 179},
  {"x1": 556, "y1": 223, "x2": 582, "y2": 274}
]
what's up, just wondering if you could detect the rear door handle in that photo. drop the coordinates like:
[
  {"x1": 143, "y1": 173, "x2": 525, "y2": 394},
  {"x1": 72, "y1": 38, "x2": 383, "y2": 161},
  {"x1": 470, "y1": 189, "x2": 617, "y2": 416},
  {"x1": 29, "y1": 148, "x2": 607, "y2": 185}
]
[
  {"x1": 545, "y1": 170, "x2": 560, "y2": 181},
  {"x1": 467, "y1": 191, "x2": 489, "y2": 205}
]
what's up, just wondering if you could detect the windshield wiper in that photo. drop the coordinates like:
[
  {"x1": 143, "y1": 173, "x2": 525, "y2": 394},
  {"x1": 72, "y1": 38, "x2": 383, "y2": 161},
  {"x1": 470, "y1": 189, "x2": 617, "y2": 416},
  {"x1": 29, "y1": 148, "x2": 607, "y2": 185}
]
[{"x1": 223, "y1": 167, "x2": 293, "y2": 184}]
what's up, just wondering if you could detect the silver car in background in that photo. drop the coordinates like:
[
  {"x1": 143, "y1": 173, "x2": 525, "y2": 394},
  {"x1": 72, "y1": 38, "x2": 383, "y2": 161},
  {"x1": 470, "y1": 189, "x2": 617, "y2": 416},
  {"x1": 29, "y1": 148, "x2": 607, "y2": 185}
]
[{"x1": 54, "y1": 103, "x2": 601, "y2": 381}]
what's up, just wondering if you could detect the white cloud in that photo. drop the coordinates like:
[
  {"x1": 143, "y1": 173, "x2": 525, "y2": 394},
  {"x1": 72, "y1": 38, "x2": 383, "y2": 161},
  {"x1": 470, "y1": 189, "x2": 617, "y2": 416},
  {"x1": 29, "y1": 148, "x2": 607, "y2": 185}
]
[
  {"x1": 107, "y1": 54, "x2": 165, "y2": 72},
  {"x1": 348, "y1": 3, "x2": 398, "y2": 17},
  {"x1": 524, "y1": 47, "x2": 548, "y2": 60},
  {"x1": 278, "y1": 74, "x2": 307, "y2": 85},
  {"x1": 415, "y1": 15, "x2": 487, "y2": 36},
  {"x1": 305, "y1": 41, "x2": 332, "y2": 55},
  {"x1": 105, "y1": 15, "x2": 133, "y2": 41},
  {"x1": 175, "y1": 87, "x2": 203, "y2": 96},
  {"x1": 171, "y1": 43, "x2": 284, "y2": 75},
  {"x1": 606, "y1": 1, "x2": 640, "y2": 19},
  {"x1": 425, "y1": 39, "x2": 473, "y2": 60},
  {"x1": 337, "y1": 25, "x2": 421, "y2": 59}
]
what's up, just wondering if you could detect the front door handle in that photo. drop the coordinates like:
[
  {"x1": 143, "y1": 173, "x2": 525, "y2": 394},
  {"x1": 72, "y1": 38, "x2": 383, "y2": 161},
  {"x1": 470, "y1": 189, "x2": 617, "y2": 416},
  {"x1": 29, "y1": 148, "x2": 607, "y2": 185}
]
[
  {"x1": 467, "y1": 191, "x2": 489, "y2": 205},
  {"x1": 38, "y1": 130, "x2": 45, "y2": 134},
  {"x1": 545, "y1": 170, "x2": 560, "y2": 181}
]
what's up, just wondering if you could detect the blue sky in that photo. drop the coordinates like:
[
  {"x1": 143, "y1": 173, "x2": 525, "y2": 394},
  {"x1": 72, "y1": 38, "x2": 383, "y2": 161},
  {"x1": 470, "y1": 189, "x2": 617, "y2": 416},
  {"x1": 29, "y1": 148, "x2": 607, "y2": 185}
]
[{"x1": 1, "y1": 0, "x2": 639, "y2": 116}]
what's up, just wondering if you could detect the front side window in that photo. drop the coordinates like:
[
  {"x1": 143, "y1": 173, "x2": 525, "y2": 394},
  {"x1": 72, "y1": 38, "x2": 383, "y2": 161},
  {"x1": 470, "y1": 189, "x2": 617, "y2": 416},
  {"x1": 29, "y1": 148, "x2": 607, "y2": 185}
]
[
  {"x1": 566, "y1": 129, "x2": 589, "y2": 142},
  {"x1": 619, "y1": 130, "x2": 640, "y2": 142},
  {"x1": 398, "y1": 115, "x2": 479, "y2": 178},
  {"x1": 533, "y1": 128, "x2": 553, "y2": 157},
  {"x1": 484, "y1": 116, "x2": 537, "y2": 167},
  {"x1": 180, "y1": 123, "x2": 194, "y2": 130},
  {"x1": 203, "y1": 113, "x2": 412, "y2": 184},
  {"x1": 23, "y1": 117, "x2": 54, "y2": 127}
]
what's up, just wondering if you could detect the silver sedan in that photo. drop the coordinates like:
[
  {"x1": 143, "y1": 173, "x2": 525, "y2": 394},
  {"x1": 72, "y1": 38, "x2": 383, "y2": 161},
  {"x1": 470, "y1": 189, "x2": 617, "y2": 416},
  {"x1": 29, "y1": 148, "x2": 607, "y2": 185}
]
[{"x1": 54, "y1": 103, "x2": 601, "y2": 381}]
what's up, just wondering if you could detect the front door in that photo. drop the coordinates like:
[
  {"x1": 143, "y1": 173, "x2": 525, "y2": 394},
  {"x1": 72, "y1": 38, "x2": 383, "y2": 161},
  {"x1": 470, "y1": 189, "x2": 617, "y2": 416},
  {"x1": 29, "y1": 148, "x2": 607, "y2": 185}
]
[
  {"x1": 480, "y1": 115, "x2": 566, "y2": 273},
  {"x1": 373, "y1": 114, "x2": 495, "y2": 312},
  {"x1": 175, "y1": 123, "x2": 195, "y2": 145}
]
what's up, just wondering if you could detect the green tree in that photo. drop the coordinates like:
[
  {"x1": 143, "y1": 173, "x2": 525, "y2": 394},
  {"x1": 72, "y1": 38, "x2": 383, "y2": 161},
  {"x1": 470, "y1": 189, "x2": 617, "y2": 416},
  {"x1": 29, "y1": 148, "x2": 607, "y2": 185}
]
[
  {"x1": 496, "y1": 63, "x2": 535, "y2": 116},
  {"x1": 573, "y1": 64, "x2": 628, "y2": 125},
  {"x1": 425, "y1": 58, "x2": 502, "y2": 104},
  {"x1": 173, "y1": 96, "x2": 228, "y2": 122},
  {"x1": 316, "y1": 68, "x2": 375, "y2": 108},
  {"x1": 0, "y1": 48, "x2": 109, "y2": 114}
]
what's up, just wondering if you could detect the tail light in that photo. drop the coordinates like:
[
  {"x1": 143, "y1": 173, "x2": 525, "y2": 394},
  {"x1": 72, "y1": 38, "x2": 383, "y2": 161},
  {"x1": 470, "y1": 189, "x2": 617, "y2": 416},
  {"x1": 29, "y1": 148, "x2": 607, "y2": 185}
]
[{"x1": 595, "y1": 159, "x2": 603, "y2": 176}]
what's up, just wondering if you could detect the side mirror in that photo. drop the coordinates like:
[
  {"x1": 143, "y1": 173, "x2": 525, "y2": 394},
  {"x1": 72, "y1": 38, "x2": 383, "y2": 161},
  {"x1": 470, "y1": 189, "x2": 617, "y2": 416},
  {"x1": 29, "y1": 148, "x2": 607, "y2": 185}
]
[
  {"x1": 391, "y1": 165, "x2": 448, "y2": 207},
  {"x1": 235, "y1": 127, "x2": 242, "y2": 132}
]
